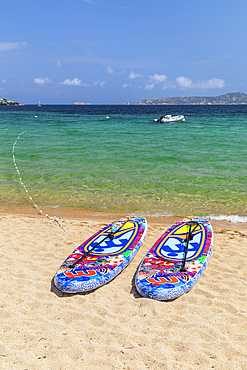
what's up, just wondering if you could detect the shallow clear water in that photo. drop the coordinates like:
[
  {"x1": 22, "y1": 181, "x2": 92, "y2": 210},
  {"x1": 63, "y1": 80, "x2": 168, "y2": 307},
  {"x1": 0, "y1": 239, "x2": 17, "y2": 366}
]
[{"x1": 1, "y1": 104, "x2": 247, "y2": 221}]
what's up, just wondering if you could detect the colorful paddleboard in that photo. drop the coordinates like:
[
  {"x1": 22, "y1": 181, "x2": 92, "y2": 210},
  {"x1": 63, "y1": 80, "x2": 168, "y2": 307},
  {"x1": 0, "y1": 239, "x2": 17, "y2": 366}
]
[
  {"x1": 135, "y1": 217, "x2": 213, "y2": 300},
  {"x1": 54, "y1": 216, "x2": 147, "y2": 293}
]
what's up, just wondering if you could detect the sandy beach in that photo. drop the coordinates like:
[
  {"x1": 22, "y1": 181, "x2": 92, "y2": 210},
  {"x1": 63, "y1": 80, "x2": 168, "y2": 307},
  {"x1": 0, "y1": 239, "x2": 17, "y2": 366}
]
[{"x1": 0, "y1": 208, "x2": 246, "y2": 370}]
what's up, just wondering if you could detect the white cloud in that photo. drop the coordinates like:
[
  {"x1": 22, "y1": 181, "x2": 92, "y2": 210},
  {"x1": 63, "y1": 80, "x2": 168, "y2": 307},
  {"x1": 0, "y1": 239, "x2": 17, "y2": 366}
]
[
  {"x1": 95, "y1": 80, "x2": 105, "y2": 87},
  {"x1": 0, "y1": 42, "x2": 27, "y2": 52},
  {"x1": 62, "y1": 77, "x2": 82, "y2": 86},
  {"x1": 61, "y1": 79, "x2": 105, "y2": 88},
  {"x1": 93, "y1": 81, "x2": 105, "y2": 88},
  {"x1": 149, "y1": 73, "x2": 167, "y2": 84},
  {"x1": 144, "y1": 84, "x2": 155, "y2": 91},
  {"x1": 2, "y1": 79, "x2": 6, "y2": 83},
  {"x1": 123, "y1": 84, "x2": 131, "y2": 88},
  {"x1": 176, "y1": 76, "x2": 193, "y2": 88},
  {"x1": 195, "y1": 78, "x2": 225, "y2": 89},
  {"x1": 34, "y1": 77, "x2": 52, "y2": 84},
  {"x1": 128, "y1": 71, "x2": 143, "y2": 79},
  {"x1": 144, "y1": 73, "x2": 168, "y2": 90},
  {"x1": 106, "y1": 67, "x2": 114, "y2": 74},
  {"x1": 176, "y1": 76, "x2": 225, "y2": 89},
  {"x1": 57, "y1": 61, "x2": 62, "y2": 67}
]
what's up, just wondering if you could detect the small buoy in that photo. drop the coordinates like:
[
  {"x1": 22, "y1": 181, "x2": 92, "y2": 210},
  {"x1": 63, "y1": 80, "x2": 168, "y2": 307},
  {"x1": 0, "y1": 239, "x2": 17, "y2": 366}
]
[
  {"x1": 106, "y1": 116, "x2": 109, "y2": 119},
  {"x1": 35, "y1": 115, "x2": 38, "y2": 118}
]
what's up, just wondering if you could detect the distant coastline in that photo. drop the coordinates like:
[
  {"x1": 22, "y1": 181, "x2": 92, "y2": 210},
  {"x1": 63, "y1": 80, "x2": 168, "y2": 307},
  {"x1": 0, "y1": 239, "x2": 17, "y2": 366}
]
[
  {"x1": 134, "y1": 92, "x2": 247, "y2": 105},
  {"x1": 73, "y1": 102, "x2": 92, "y2": 105},
  {"x1": 2, "y1": 92, "x2": 247, "y2": 106}
]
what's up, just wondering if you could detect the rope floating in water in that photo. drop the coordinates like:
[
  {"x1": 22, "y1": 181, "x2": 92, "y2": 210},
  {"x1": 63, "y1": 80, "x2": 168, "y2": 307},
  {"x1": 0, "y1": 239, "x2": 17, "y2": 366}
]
[{"x1": 12, "y1": 131, "x2": 66, "y2": 232}]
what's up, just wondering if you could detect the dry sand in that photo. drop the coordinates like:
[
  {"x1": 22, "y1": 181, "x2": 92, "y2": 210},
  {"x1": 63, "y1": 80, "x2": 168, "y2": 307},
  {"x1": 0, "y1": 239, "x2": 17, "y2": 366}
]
[{"x1": 0, "y1": 209, "x2": 246, "y2": 370}]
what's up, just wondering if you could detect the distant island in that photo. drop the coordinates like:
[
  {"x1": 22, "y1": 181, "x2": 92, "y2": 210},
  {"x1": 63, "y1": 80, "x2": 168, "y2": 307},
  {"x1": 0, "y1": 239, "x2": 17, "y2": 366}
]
[
  {"x1": 0, "y1": 98, "x2": 21, "y2": 105},
  {"x1": 135, "y1": 92, "x2": 247, "y2": 105},
  {"x1": 73, "y1": 102, "x2": 92, "y2": 105}
]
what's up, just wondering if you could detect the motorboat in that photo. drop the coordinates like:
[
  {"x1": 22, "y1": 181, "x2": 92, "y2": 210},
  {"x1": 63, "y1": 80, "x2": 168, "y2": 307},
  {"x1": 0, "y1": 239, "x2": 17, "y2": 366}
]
[{"x1": 154, "y1": 114, "x2": 185, "y2": 123}]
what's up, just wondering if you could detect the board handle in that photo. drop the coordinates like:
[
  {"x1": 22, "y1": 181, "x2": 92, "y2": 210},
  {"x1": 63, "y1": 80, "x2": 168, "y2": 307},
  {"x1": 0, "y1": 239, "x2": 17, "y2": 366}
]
[{"x1": 180, "y1": 221, "x2": 199, "y2": 272}]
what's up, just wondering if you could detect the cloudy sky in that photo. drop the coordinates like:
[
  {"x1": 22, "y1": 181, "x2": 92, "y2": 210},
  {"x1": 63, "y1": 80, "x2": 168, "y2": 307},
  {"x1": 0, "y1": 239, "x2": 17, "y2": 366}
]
[{"x1": 1, "y1": 0, "x2": 247, "y2": 104}]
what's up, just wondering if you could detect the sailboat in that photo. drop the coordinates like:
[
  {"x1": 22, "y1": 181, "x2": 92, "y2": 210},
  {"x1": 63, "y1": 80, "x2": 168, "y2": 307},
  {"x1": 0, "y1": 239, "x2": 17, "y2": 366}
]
[{"x1": 38, "y1": 101, "x2": 41, "y2": 107}]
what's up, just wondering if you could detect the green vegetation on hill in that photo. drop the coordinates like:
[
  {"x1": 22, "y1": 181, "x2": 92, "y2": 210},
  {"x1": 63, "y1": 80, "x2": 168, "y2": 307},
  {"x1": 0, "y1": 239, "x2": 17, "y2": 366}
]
[{"x1": 0, "y1": 98, "x2": 20, "y2": 105}]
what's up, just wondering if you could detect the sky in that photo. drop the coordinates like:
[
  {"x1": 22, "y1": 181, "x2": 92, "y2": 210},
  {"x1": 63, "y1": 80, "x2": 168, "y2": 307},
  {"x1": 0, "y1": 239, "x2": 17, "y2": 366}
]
[{"x1": 1, "y1": 0, "x2": 247, "y2": 104}]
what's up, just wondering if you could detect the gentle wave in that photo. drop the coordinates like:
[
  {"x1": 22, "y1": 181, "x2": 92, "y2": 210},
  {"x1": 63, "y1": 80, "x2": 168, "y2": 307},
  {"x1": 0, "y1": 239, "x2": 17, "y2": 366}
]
[
  {"x1": 209, "y1": 214, "x2": 247, "y2": 223},
  {"x1": 136, "y1": 212, "x2": 247, "y2": 224}
]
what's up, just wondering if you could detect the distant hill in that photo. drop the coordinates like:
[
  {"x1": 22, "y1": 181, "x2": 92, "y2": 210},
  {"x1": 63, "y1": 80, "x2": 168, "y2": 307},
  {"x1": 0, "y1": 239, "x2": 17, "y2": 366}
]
[
  {"x1": 0, "y1": 98, "x2": 21, "y2": 105},
  {"x1": 73, "y1": 102, "x2": 92, "y2": 105},
  {"x1": 135, "y1": 92, "x2": 247, "y2": 105}
]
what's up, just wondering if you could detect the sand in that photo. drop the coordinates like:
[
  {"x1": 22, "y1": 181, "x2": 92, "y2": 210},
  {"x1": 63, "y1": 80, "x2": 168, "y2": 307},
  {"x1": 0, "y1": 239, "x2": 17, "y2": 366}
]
[{"x1": 0, "y1": 209, "x2": 246, "y2": 370}]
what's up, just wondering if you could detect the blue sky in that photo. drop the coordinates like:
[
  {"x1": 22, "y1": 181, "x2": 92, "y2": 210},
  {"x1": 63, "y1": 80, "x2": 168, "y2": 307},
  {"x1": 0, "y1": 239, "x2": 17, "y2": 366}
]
[{"x1": 1, "y1": 0, "x2": 247, "y2": 104}]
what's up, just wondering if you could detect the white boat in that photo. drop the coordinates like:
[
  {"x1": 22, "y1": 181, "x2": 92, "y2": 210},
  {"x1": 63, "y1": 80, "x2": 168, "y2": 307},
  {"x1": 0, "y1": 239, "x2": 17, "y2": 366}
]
[
  {"x1": 38, "y1": 101, "x2": 41, "y2": 107},
  {"x1": 154, "y1": 114, "x2": 185, "y2": 123}
]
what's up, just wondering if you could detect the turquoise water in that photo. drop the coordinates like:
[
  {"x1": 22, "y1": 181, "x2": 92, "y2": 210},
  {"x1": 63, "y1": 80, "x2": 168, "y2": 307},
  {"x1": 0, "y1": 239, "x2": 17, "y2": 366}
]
[{"x1": 1, "y1": 105, "x2": 247, "y2": 221}]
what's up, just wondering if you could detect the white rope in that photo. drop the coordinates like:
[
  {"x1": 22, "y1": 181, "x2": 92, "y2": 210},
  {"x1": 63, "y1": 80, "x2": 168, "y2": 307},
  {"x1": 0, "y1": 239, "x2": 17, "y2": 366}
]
[{"x1": 12, "y1": 131, "x2": 66, "y2": 231}]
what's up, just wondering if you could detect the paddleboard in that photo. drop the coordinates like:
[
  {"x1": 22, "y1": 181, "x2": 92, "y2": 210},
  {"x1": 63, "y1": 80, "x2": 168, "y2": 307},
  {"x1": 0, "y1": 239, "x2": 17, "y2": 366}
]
[
  {"x1": 135, "y1": 217, "x2": 213, "y2": 300},
  {"x1": 54, "y1": 216, "x2": 147, "y2": 293}
]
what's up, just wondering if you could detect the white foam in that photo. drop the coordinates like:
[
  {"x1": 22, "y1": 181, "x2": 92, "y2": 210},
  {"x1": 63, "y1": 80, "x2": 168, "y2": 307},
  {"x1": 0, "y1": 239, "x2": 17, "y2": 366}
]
[
  {"x1": 131, "y1": 212, "x2": 247, "y2": 224},
  {"x1": 209, "y1": 214, "x2": 247, "y2": 224}
]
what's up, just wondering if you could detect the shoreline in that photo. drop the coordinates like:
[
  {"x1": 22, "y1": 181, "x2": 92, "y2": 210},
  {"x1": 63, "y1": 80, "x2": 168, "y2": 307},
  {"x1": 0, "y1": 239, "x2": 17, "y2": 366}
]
[{"x1": 1, "y1": 202, "x2": 246, "y2": 231}]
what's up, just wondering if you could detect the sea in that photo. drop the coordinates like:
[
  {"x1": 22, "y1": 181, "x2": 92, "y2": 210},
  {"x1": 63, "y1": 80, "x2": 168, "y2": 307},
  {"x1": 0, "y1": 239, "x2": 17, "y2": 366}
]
[{"x1": 1, "y1": 104, "x2": 247, "y2": 223}]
